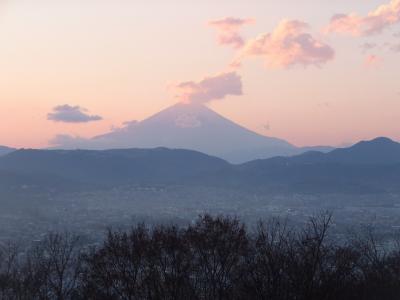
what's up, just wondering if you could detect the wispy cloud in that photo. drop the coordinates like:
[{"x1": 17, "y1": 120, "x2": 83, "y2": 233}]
[
  {"x1": 233, "y1": 19, "x2": 334, "y2": 68},
  {"x1": 47, "y1": 104, "x2": 102, "y2": 123},
  {"x1": 171, "y1": 71, "x2": 243, "y2": 104},
  {"x1": 208, "y1": 17, "x2": 254, "y2": 49},
  {"x1": 326, "y1": 0, "x2": 400, "y2": 36},
  {"x1": 360, "y1": 42, "x2": 378, "y2": 52}
]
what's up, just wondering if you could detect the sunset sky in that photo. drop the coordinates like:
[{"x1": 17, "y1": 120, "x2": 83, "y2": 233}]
[{"x1": 1, "y1": 0, "x2": 399, "y2": 148}]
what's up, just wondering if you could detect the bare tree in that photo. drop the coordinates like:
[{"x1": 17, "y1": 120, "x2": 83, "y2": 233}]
[
  {"x1": 0, "y1": 242, "x2": 19, "y2": 299},
  {"x1": 41, "y1": 233, "x2": 82, "y2": 300},
  {"x1": 185, "y1": 215, "x2": 249, "y2": 300},
  {"x1": 145, "y1": 225, "x2": 194, "y2": 300},
  {"x1": 240, "y1": 218, "x2": 293, "y2": 300},
  {"x1": 80, "y1": 225, "x2": 152, "y2": 300}
]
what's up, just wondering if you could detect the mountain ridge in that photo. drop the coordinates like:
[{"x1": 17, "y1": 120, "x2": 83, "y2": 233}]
[
  {"x1": 1, "y1": 137, "x2": 400, "y2": 195},
  {"x1": 0, "y1": 147, "x2": 229, "y2": 186}
]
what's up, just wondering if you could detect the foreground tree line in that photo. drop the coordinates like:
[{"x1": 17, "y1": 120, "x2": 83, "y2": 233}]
[{"x1": 1, "y1": 214, "x2": 400, "y2": 300}]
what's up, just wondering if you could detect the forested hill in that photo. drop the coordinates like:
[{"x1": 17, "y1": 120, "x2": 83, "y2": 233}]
[{"x1": 0, "y1": 137, "x2": 399, "y2": 194}]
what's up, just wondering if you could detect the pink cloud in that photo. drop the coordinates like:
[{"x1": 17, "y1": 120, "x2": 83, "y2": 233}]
[
  {"x1": 234, "y1": 19, "x2": 334, "y2": 68},
  {"x1": 171, "y1": 72, "x2": 243, "y2": 104},
  {"x1": 208, "y1": 17, "x2": 254, "y2": 49},
  {"x1": 326, "y1": 0, "x2": 400, "y2": 36}
]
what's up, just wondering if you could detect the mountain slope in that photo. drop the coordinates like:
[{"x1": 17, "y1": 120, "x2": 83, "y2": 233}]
[
  {"x1": 322, "y1": 137, "x2": 400, "y2": 164},
  {"x1": 53, "y1": 103, "x2": 305, "y2": 163},
  {"x1": 243, "y1": 137, "x2": 400, "y2": 167},
  {"x1": 0, "y1": 146, "x2": 15, "y2": 156},
  {"x1": 0, "y1": 147, "x2": 229, "y2": 186},
  {"x1": 220, "y1": 137, "x2": 400, "y2": 194}
]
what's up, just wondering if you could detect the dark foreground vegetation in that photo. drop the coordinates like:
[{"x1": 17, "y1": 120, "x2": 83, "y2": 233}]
[{"x1": 1, "y1": 214, "x2": 400, "y2": 300}]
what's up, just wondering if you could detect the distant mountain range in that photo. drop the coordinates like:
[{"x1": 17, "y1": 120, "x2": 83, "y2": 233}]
[
  {"x1": 243, "y1": 137, "x2": 400, "y2": 166},
  {"x1": 0, "y1": 137, "x2": 399, "y2": 195},
  {"x1": 219, "y1": 137, "x2": 400, "y2": 194},
  {"x1": 0, "y1": 146, "x2": 15, "y2": 156},
  {"x1": 52, "y1": 103, "x2": 333, "y2": 163}
]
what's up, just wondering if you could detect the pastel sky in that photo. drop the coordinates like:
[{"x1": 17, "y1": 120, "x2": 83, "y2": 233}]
[{"x1": 1, "y1": 0, "x2": 399, "y2": 148}]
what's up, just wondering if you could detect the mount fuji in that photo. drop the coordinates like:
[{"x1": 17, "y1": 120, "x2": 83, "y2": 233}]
[{"x1": 53, "y1": 103, "x2": 332, "y2": 163}]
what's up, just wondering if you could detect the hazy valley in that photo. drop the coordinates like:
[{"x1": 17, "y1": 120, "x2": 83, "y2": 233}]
[{"x1": 1, "y1": 137, "x2": 400, "y2": 244}]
